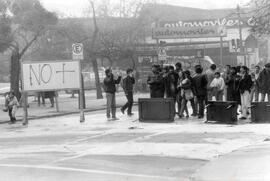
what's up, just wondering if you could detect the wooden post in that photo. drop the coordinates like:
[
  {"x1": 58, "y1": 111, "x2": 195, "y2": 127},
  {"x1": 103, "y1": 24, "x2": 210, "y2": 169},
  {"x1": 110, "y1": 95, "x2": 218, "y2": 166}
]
[
  {"x1": 55, "y1": 91, "x2": 59, "y2": 112},
  {"x1": 22, "y1": 92, "x2": 28, "y2": 126},
  {"x1": 79, "y1": 70, "x2": 85, "y2": 123}
]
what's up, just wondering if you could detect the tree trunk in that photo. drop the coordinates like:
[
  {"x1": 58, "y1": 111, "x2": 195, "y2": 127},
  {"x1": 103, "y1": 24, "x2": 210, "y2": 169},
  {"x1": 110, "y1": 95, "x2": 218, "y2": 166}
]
[
  {"x1": 10, "y1": 49, "x2": 21, "y2": 100},
  {"x1": 92, "y1": 57, "x2": 103, "y2": 99},
  {"x1": 107, "y1": 57, "x2": 113, "y2": 67},
  {"x1": 90, "y1": 1, "x2": 103, "y2": 99},
  {"x1": 130, "y1": 53, "x2": 136, "y2": 70}
]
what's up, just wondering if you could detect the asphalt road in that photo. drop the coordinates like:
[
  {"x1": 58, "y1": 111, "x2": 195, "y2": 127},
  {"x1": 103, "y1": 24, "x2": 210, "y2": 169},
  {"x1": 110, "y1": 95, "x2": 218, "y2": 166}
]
[{"x1": 0, "y1": 109, "x2": 269, "y2": 181}]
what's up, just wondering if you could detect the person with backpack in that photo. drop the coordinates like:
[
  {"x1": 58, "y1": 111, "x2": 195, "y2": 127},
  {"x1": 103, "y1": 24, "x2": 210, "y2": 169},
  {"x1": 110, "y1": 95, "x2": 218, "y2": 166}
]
[{"x1": 121, "y1": 68, "x2": 135, "y2": 116}]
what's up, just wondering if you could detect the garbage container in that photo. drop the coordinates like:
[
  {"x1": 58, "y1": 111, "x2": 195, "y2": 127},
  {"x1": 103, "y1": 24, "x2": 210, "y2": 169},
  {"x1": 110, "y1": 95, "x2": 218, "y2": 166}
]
[
  {"x1": 251, "y1": 102, "x2": 270, "y2": 123},
  {"x1": 138, "y1": 98, "x2": 175, "y2": 123},
  {"x1": 206, "y1": 101, "x2": 238, "y2": 124}
]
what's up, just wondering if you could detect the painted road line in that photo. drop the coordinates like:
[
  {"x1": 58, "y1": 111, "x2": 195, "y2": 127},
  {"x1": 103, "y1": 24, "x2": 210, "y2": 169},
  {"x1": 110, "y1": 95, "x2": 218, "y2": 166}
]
[{"x1": 0, "y1": 164, "x2": 177, "y2": 180}]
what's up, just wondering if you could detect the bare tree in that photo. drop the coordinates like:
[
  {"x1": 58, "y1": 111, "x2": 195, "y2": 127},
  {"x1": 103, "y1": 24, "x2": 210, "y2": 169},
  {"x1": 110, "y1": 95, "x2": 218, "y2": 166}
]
[{"x1": 89, "y1": 1, "x2": 103, "y2": 99}]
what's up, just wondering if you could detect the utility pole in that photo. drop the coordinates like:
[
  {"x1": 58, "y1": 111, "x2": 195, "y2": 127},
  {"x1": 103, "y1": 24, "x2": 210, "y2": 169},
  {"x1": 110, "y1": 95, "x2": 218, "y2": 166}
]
[
  {"x1": 155, "y1": 18, "x2": 160, "y2": 63},
  {"x1": 220, "y1": 36, "x2": 223, "y2": 66},
  {"x1": 237, "y1": 4, "x2": 247, "y2": 66}
]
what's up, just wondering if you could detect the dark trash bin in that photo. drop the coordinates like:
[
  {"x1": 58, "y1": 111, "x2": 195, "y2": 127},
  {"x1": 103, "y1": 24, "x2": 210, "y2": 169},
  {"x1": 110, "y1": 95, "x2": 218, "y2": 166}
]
[
  {"x1": 251, "y1": 102, "x2": 270, "y2": 123},
  {"x1": 138, "y1": 98, "x2": 175, "y2": 123},
  {"x1": 206, "y1": 101, "x2": 238, "y2": 124}
]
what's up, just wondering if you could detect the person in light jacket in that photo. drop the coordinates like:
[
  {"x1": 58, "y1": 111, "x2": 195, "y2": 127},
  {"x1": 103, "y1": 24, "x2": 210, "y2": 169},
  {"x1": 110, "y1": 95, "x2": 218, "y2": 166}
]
[
  {"x1": 210, "y1": 72, "x2": 225, "y2": 101},
  {"x1": 3, "y1": 91, "x2": 19, "y2": 124}
]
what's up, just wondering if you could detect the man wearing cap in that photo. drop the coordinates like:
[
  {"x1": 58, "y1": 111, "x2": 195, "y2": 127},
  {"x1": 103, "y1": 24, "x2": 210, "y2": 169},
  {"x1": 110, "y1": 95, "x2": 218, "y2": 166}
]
[{"x1": 257, "y1": 63, "x2": 270, "y2": 102}]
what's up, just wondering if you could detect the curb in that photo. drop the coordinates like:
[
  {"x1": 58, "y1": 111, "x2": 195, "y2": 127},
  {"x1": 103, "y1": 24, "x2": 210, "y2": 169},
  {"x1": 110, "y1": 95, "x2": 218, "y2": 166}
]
[{"x1": 0, "y1": 103, "x2": 139, "y2": 125}]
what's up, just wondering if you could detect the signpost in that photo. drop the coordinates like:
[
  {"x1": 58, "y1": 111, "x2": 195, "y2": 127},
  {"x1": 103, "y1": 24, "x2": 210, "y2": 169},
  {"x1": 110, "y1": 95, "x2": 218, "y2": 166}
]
[
  {"x1": 21, "y1": 60, "x2": 81, "y2": 125},
  {"x1": 72, "y1": 43, "x2": 85, "y2": 123},
  {"x1": 72, "y1": 43, "x2": 84, "y2": 60},
  {"x1": 157, "y1": 47, "x2": 167, "y2": 61}
]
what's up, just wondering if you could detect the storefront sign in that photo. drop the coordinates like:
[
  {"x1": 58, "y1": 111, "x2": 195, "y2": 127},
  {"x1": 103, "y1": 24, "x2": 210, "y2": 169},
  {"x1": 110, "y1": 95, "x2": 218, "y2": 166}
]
[
  {"x1": 152, "y1": 26, "x2": 227, "y2": 39},
  {"x1": 160, "y1": 18, "x2": 254, "y2": 29}
]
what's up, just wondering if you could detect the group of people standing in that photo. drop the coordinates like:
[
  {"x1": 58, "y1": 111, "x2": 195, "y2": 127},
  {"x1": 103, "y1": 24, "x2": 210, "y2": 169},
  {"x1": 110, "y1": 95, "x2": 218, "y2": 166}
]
[
  {"x1": 147, "y1": 63, "x2": 207, "y2": 119},
  {"x1": 147, "y1": 62, "x2": 270, "y2": 120}
]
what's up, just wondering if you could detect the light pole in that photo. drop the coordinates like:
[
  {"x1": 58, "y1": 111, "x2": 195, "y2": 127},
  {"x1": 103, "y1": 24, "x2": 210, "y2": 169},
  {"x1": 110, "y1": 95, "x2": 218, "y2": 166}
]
[{"x1": 237, "y1": 4, "x2": 247, "y2": 66}]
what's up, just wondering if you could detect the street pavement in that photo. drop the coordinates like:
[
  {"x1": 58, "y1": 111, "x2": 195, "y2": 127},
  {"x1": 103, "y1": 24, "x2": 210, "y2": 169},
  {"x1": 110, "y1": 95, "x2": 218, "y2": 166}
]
[
  {"x1": 192, "y1": 142, "x2": 270, "y2": 181},
  {"x1": 1, "y1": 109, "x2": 270, "y2": 181}
]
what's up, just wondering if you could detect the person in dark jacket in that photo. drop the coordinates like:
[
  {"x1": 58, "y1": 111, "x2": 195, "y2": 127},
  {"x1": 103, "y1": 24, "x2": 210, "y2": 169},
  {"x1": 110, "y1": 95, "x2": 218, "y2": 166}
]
[
  {"x1": 121, "y1": 68, "x2": 135, "y2": 116},
  {"x1": 238, "y1": 66, "x2": 253, "y2": 120},
  {"x1": 147, "y1": 64, "x2": 165, "y2": 98},
  {"x1": 226, "y1": 67, "x2": 241, "y2": 104},
  {"x1": 193, "y1": 65, "x2": 208, "y2": 119},
  {"x1": 103, "y1": 68, "x2": 122, "y2": 121},
  {"x1": 257, "y1": 63, "x2": 270, "y2": 103},
  {"x1": 164, "y1": 66, "x2": 178, "y2": 98}
]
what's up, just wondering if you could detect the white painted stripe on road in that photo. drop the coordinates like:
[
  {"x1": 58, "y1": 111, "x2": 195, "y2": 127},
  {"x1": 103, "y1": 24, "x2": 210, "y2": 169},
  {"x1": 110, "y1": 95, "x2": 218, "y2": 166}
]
[
  {"x1": 0, "y1": 164, "x2": 176, "y2": 180},
  {"x1": 51, "y1": 132, "x2": 168, "y2": 164}
]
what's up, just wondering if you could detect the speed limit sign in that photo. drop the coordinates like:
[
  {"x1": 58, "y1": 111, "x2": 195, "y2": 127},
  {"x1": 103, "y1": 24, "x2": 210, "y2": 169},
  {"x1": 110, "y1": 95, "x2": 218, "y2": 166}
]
[{"x1": 72, "y1": 43, "x2": 84, "y2": 60}]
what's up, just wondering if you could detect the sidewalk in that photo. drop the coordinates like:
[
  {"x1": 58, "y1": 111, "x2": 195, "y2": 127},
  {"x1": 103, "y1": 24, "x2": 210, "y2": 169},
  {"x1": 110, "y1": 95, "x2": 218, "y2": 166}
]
[
  {"x1": 0, "y1": 91, "x2": 148, "y2": 124},
  {"x1": 192, "y1": 142, "x2": 270, "y2": 181}
]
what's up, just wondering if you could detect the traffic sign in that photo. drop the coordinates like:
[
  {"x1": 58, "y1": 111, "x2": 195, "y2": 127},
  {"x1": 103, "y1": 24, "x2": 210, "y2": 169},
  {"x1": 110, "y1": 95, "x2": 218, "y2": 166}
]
[
  {"x1": 195, "y1": 49, "x2": 204, "y2": 58},
  {"x1": 72, "y1": 43, "x2": 84, "y2": 60},
  {"x1": 158, "y1": 47, "x2": 167, "y2": 61}
]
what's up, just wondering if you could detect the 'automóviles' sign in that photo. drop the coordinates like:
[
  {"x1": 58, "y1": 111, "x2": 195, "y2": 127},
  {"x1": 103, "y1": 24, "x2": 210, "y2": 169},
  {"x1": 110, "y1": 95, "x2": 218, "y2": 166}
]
[
  {"x1": 152, "y1": 26, "x2": 227, "y2": 39},
  {"x1": 160, "y1": 18, "x2": 254, "y2": 29}
]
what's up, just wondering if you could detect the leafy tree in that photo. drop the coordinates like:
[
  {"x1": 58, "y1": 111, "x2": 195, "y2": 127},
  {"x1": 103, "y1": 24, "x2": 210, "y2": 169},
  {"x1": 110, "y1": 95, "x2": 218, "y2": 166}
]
[
  {"x1": 250, "y1": 0, "x2": 270, "y2": 35},
  {"x1": 0, "y1": 0, "x2": 57, "y2": 98}
]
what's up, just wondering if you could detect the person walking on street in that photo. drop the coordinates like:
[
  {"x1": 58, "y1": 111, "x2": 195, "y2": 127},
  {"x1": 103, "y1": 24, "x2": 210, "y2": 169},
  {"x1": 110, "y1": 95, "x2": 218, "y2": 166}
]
[
  {"x1": 121, "y1": 68, "x2": 135, "y2": 116},
  {"x1": 257, "y1": 63, "x2": 270, "y2": 103},
  {"x1": 210, "y1": 72, "x2": 225, "y2": 101},
  {"x1": 193, "y1": 65, "x2": 208, "y2": 119},
  {"x1": 3, "y1": 91, "x2": 19, "y2": 124},
  {"x1": 103, "y1": 68, "x2": 122, "y2": 121},
  {"x1": 238, "y1": 66, "x2": 253, "y2": 120}
]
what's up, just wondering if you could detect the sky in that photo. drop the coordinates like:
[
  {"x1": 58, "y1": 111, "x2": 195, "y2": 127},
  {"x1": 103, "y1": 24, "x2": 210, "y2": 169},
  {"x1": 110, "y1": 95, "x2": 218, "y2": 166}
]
[{"x1": 40, "y1": 0, "x2": 251, "y2": 17}]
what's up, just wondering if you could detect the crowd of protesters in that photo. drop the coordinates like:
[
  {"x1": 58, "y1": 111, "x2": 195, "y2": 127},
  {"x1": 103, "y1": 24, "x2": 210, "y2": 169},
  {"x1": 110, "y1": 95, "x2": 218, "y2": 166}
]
[{"x1": 146, "y1": 62, "x2": 270, "y2": 120}]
